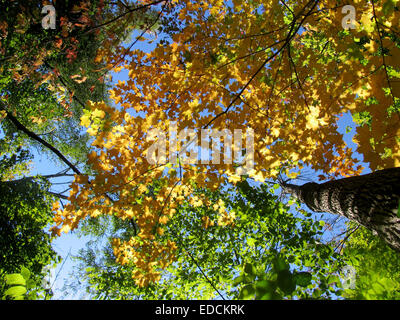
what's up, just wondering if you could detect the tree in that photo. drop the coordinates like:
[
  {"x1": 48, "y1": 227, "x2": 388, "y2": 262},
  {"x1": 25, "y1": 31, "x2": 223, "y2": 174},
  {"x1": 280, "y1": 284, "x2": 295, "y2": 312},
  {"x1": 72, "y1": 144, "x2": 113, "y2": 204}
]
[
  {"x1": 0, "y1": 0, "x2": 174, "y2": 299},
  {"x1": 0, "y1": 151, "x2": 60, "y2": 299},
  {"x1": 281, "y1": 167, "x2": 400, "y2": 251},
  {"x1": 0, "y1": 0, "x2": 168, "y2": 213},
  {"x1": 49, "y1": 0, "x2": 400, "y2": 286},
  {"x1": 0, "y1": 0, "x2": 164, "y2": 170},
  {"x1": 0, "y1": 0, "x2": 109, "y2": 169}
]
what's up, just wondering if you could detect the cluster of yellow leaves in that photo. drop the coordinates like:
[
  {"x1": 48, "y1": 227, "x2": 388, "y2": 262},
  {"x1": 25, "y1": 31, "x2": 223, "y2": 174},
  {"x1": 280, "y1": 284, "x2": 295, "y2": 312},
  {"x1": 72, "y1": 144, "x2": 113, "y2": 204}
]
[
  {"x1": 217, "y1": 211, "x2": 236, "y2": 227},
  {"x1": 52, "y1": 0, "x2": 400, "y2": 285},
  {"x1": 304, "y1": 0, "x2": 400, "y2": 170},
  {"x1": 0, "y1": 110, "x2": 6, "y2": 121},
  {"x1": 111, "y1": 238, "x2": 177, "y2": 287}
]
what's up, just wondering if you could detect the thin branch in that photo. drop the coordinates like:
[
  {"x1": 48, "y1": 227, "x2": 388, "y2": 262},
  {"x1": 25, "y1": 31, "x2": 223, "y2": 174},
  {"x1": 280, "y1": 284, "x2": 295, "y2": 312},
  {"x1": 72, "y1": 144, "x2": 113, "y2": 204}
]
[
  {"x1": 280, "y1": 0, "x2": 294, "y2": 15},
  {"x1": 83, "y1": 0, "x2": 167, "y2": 35},
  {"x1": 287, "y1": 43, "x2": 310, "y2": 109},
  {"x1": 371, "y1": 0, "x2": 399, "y2": 120},
  {"x1": 0, "y1": 104, "x2": 82, "y2": 175},
  {"x1": 4, "y1": 172, "x2": 75, "y2": 184},
  {"x1": 50, "y1": 181, "x2": 74, "y2": 185},
  {"x1": 169, "y1": 224, "x2": 226, "y2": 300},
  {"x1": 48, "y1": 191, "x2": 69, "y2": 200},
  {"x1": 266, "y1": 51, "x2": 284, "y2": 109},
  {"x1": 202, "y1": 0, "x2": 320, "y2": 130},
  {"x1": 101, "y1": 0, "x2": 167, "y2": 74},
  {"x1": 334, "y1": 225, "x2": 360, "y2": 253},
  {"x1": 209, "y1": 25, "x2": 287, "y2": 43},
  {"x1": 216, "y1": 39, "x2": 286, "y2": 71},
  {"x1": 48, "y1": 249, "x2": 72, "y2": 300},
  {"x1": 41, "y1": 173, "x2": 76, "y2": 179}
]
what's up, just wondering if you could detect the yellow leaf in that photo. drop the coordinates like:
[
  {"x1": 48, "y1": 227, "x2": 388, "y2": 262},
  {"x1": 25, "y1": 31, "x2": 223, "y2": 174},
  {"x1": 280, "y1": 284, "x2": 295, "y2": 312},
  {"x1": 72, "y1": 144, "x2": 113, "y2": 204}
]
[
  {"x1": 80, "y1": 114, "x2": 91, "y2": 127},
  {"x1": 306, "y1": 106, "x2": 320, "y2": 130},
  {"x1": 92, "y1": 108, "x2": 105, "y2": 119},
  {"x1": 228, "y1": 174, "x2": 241, "y2": 183}
]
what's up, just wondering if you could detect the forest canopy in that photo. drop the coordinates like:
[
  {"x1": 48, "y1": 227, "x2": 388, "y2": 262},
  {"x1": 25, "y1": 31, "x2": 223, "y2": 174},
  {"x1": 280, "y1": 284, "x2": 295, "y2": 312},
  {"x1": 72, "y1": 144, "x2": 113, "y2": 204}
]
[{"x1": 0, "y1": 0, "x2": 399, "y2": 300}]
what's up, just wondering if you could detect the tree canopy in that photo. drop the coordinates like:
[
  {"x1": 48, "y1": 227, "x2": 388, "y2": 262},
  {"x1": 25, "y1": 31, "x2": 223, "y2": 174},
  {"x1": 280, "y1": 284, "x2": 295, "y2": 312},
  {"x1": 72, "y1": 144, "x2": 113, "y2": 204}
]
[
  {"x1": 65, "y1": 181, "x2": 346, "y2": 299},
  {"x1": 49, "y1": 0, "x2": 400, "y2": 288},
  {"x1": 1, "y1": 0, "x2": 400, "y2": 300},
  {"x1": 0, "y1": 152, "x2": 60, "y2": 299}
]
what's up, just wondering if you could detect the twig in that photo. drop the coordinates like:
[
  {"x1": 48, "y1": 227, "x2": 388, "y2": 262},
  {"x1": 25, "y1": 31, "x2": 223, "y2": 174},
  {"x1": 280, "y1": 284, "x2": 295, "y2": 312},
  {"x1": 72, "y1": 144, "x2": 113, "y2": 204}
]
[
  {"x1": 169, "y1": 225, "x2": 226, "y2": 300},
  {"x1": 47, "y1": 249, "x2": 71, "y2": 300}
]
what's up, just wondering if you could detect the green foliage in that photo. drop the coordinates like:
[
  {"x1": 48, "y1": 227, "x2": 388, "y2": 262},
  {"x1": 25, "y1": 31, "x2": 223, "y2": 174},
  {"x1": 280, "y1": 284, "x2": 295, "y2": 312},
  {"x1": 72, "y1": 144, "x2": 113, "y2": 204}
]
[
  {"x1": 0, "y1": 0, "x2": 113, "y2": 168},
  {"x1": 64, "y1": 180, "x2": 347, "y2": 300},
  {"x1": 0, "y1": 142, "x2": 32, "y2": 181},
  {"x1": 1, "y1": 266, "x2": 51, "y2": 300},
  {"x1": 341, "y1": 223, "x2": 400, "y2": 300},
  {"x1": 0, "y1": 79, "x2": 91, "y2": 166},
  {"x1": 0, "y1": 174, "x2": 60, "y2": 299},
  {"x1": 0, "y1": 1, "x2": 165, "y2": 171},
  {"x1": 221, "y1": 182, "x2": 347, "y2": 300}
]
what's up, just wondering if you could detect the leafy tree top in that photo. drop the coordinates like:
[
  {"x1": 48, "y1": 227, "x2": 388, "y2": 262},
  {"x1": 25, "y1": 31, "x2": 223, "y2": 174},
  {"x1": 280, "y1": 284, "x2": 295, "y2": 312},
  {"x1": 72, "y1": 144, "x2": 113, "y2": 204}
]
[{"x1": 50, "y1": 0, "x2": 400, "y2": 286}]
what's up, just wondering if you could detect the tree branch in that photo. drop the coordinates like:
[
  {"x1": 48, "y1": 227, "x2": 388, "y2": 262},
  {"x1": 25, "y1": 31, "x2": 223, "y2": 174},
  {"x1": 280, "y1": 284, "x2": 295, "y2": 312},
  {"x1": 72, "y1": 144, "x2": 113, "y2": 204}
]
[
  {"x1": 48, "y1": 191, "x2": 70, "y2": 200},
  {"x1": 0, "y1": 104, "x2": 82, "y2": 175},
  {"x1": 83, "y1": 0, "x2": 167, "y2": 35}
]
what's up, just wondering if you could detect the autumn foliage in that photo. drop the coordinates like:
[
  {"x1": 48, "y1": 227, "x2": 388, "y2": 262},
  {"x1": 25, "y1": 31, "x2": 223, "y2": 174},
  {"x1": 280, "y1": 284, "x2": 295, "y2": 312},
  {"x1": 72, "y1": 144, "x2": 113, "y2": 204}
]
[{"x1": 50, "y1": 0, "x2": 400, "y2": 286}]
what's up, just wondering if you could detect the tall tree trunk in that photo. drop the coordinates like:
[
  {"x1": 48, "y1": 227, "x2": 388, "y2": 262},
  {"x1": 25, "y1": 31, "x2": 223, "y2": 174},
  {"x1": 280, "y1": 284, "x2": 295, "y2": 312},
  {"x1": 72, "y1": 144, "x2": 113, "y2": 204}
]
[{"x1": 281, "y1": 167, "x2": 400, "y2": 252}]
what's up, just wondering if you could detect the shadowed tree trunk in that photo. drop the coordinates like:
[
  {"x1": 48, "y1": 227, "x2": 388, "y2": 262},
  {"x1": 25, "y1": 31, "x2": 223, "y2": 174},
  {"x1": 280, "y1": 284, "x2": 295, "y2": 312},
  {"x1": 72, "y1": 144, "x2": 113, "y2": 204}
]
[{"x1": 281, "y1": 167, "x2": 400, "y2": 252}]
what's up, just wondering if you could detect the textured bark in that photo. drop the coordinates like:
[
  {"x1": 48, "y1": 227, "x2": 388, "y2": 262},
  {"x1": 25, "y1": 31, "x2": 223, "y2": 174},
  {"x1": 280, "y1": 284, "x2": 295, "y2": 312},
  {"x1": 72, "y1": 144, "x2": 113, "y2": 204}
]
[{"x1": 282, "y1": 167, "x2": 400, "y2": 252}]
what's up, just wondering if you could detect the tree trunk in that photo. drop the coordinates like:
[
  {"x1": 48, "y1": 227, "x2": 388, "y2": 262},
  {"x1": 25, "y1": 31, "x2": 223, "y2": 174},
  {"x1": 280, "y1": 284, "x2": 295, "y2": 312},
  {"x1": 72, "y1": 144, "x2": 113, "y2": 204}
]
[{"x1": 282, "y1": 167, "x2": 400, "y2": 252}]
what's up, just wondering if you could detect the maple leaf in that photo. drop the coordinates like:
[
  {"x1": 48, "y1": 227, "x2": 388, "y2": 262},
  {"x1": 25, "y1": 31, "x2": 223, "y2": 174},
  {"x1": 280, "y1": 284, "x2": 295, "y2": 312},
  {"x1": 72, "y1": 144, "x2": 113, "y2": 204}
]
[
  {"x1": 92, "y1": 108, "x2": 105, "y2": 119},
  {"x1": 306, "y1": 106, "x2": 321, "y2": 130},
  {"x1": 228, "y1": 174, "x2": 241, "y2": 183},
  {"x1": 80, "y1": 114, "x2": 91, "y2": 127}
]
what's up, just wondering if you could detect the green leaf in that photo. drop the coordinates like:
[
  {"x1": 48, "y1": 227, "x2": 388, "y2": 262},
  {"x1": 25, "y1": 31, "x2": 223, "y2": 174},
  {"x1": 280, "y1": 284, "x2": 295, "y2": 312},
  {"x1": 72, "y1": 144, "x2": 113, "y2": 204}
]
[
  {"x1": 26, "y1": 279, "x2": 36, "y2": 290},
  {"x1": 257, "y1": 291, "x2": 274, "y2": 300},
  {"x1": 255, "y1": 279, "x2": 276, "y2": 299},
  {"x1": 244, "y1": 263, "x2": 257, "y2": 276},
  {"x1": 312, "y1": 288, "x2": 322, "y2": 298},
  {"x1": 397, "y1": 199, "x2": 400, "y2": 218},
  {"x1": 327, "y1": 275, "x2": 340, "y2": 285},
  {"x1": 273, "y1": 257, "x2": 290, "y2": 272},
  {"x1": 20, "y1": 267, "x2": 31, "y2": 281},
  {"x1": 277, "y1": 270, "x2": 296, "y2": 295},
  {"x1": 246, "y1": 238, "x2": 256, "y2": 246},
  {"x1": 294, "y1": 272, "x2": 312, "y2": 287},
  {"x1": 5, "y1": 285, "x2": 27, "y2": 298},
  {"x1": 232, "y1": 275, "x2": 244, "y2": 286},
  {"x1": 5, "y1": 274, "x2": 26, "y2": 286},
  {"x1": 239, "y1": 284, "x2": 255, "y2": 299}
]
